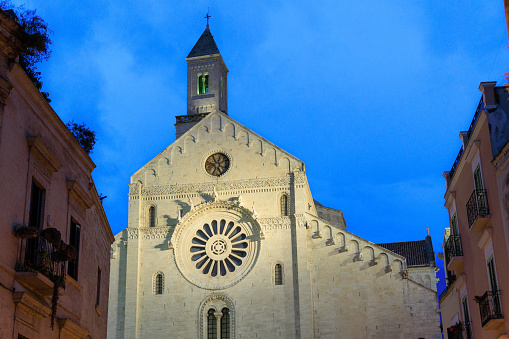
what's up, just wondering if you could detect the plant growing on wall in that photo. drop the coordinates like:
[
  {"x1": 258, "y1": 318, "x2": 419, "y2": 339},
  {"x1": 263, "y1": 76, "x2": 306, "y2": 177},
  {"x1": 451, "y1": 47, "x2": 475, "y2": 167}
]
[
  {"x1": 66, "y1": 120, "x2": 97, "y2": 154},
  {"x1": 0, "y1": 2, "x2": 52, "y2": 102}
]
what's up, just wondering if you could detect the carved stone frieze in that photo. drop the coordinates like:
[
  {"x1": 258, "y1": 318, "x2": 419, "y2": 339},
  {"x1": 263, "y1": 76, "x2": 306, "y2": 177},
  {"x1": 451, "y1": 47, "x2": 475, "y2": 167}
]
[
  {"x1": 139, "y1": 227, "x2": 172, "y2": 239},
  {"x1": 129, "y1": 184, "x2": 140, "y2": 195},
  {"x1": 127, "y1": 229, "x2": 139, "y2": 239},
  {"x1": 132, "y1": 176, "x2": 294, "y2": 196},
  {"x1": 258, "y1": 217, "x2": 292, "y2": 230}
]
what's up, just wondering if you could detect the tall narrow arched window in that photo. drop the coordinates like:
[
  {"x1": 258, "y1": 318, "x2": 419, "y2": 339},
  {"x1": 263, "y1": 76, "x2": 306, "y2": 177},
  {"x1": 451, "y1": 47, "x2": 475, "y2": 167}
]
[
  {"x1": 275, "y1": 264, "x2": 283, "y2": 285},
  {"x1": 207, "y1": 309, "x2": 217, "y2": 339},
  {"x1": 154, "y1": 272, "x2": 164, "y2": 294},
  {"x1": 220, "y1": 77, "x2": 224, "y2": 99},
  {"x1": 149, "y1": 206, "x2": 156, "y2": 227},
  {"x1": 204, "y1": 74, "x2": 209, "y2": 94},
  {"x1": 280, "y1": 195, "x2": 288, "y2": 216},
  {"x1": 221, "y1": 308, "x2": 230, "y2": 339},
  {"x1": 197, "y1": 74, "x2": 203, "y2": 95}
]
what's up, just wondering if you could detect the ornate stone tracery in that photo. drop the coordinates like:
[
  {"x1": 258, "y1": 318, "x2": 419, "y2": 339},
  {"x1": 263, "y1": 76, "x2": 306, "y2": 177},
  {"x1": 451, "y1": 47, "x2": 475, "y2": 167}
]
[{"x1": 172, "y1": 200, "x2": 262, "y2": 290}]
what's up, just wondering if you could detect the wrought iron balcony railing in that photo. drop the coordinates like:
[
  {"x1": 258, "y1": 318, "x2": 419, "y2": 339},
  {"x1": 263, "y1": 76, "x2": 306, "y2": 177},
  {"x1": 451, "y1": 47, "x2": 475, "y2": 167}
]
[
  {"x1": 15, "y1": 235, "x2": 66, "y2": 286},
  {"x1": 175, "y1": 112, "x2": 209, "y2": 124},
  {"x1": 445, "y1": 235, "x2": 463, "y2": 263},
  {"x1": 449, "y1": 97, "x2": 484, "y2": 182},
  {"x1": 447, "y1": 322, "x2": 472, "y2": 339},
  {"x1": 467, "y1": 189, "x2": 489, "y2": 230},
  {"x1": 476, "y1": 290, "x2": 503, "y2": 328}
]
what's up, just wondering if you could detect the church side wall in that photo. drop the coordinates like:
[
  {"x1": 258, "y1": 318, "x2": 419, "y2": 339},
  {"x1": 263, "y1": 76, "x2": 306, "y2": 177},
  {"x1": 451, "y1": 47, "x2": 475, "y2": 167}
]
[{"x1": 308, "y1": 231, "x2": 441, "y2": 339}]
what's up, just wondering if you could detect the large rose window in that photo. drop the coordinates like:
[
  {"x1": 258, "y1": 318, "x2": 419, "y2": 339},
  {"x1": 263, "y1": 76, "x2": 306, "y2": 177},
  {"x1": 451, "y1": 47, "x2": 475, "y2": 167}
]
[
  {"x1": 191, "y1": 220, "x2": 248, "y2": 277},
  {"x1": 172, "y1": 203, "x2": 261, "y2": 290}
]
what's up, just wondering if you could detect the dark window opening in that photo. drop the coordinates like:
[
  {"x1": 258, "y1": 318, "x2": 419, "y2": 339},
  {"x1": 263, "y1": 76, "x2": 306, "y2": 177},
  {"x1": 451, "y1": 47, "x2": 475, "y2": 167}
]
[
  {"x1": 68, "y1": 220, "x2": 81, "y2": 280},
  {"x1": 28, "y1": 181, "x2": 45, "y2": 229},
  {"x1": 221, "y1": 308, "x2": 230, "y2": 339},
  {"x1": 96, "y1": 266, "x2": 101, "y2": 306},
  {"x1": 281, "y1": 195, "x2": 288, "y2": 216},
  {"x1": 207, "y1": 308, "x2": 217, "y2": 339},
  {"x1": 149, "y1": 206, "x2": 156, "y2": 227}
]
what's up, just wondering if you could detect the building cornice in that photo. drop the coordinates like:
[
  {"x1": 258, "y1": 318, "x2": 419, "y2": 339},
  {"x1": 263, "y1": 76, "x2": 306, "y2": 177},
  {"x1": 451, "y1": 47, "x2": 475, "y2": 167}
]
[{"x1": 444, "y1": 110, "x2": 487, "y2": 199}]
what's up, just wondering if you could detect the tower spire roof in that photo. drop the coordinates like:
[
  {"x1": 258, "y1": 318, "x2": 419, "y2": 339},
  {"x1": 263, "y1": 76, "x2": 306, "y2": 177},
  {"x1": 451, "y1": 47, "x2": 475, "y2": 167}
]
[{"x1": 187, "y1": 25, "x2": 220, "y2": 58}]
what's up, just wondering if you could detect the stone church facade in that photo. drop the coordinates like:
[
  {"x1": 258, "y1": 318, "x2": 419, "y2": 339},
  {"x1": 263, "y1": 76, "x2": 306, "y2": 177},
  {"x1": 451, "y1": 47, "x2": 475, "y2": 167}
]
[{"x1": 107, "y1": 25, "x2": 441, "y2": 339}]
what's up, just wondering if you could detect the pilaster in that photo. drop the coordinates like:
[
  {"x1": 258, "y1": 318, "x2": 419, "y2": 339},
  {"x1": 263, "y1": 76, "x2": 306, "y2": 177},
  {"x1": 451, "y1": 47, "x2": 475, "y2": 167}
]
[{"x1": 123, "y1": 229, "x2": 140, "y2": 339}]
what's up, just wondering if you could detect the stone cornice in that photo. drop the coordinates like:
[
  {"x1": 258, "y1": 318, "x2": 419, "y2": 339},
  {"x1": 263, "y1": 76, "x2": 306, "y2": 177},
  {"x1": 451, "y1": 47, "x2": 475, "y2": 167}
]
[
  {"x1": 444, "y1": 111, "x2": 486, "y2": 197},
  {"x1": 66, "y1": 180, "x2": 94, "y2": 210},
  {"x1": 13, "y1": 291, "x2": 51, "y2": 319},
  {"x1": 57, "y1": 318, "x2": 89, "y2": 338},
  {"x1": 11, "y1": 64, "x2": 96, "y2": 174}
]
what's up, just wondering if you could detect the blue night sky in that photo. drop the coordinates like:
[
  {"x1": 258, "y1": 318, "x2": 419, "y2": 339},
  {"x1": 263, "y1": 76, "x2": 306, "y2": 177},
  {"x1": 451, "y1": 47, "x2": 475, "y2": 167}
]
[{"x1": 11, "y1": 0, "x2": 509, "y2": 294}]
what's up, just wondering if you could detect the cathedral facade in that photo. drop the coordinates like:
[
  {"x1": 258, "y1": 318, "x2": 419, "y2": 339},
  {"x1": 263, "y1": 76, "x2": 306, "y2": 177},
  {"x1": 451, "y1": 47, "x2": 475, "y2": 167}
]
[{"x1": 107, "y1": 25, "x2": 441, "y2": 339}]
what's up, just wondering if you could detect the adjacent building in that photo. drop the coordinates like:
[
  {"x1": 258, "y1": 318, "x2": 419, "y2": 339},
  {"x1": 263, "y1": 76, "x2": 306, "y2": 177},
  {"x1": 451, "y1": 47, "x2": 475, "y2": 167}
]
[
  {"x1": 0, "y1": 9, "x2": 114, "y2": 338},
  {"x1": 378, "y1": 230, "x2": 438, "y2": 292},
  {"x1": 439, "y1": 82, "x2": 509, "y2": 338},
  {"x1": 107, "y1": 24, "x2": 442, "y2": 339}
]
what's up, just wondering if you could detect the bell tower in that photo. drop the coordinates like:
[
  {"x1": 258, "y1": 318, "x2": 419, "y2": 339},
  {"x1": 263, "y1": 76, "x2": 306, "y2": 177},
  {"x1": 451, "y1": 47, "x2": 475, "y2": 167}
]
[{"x1": 175, "y1": 23, "x2": 229, "y2": 138}]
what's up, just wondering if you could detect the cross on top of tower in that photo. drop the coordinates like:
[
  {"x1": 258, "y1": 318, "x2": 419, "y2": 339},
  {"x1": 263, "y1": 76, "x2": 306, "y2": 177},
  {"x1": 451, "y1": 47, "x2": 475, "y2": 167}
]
[{"x1": 204, "y1": 10, "x2": 211, "y2": 26}]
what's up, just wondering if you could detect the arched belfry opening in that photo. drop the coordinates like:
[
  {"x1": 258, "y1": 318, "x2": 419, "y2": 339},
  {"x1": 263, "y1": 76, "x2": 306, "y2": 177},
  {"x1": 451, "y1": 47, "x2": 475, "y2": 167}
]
[{"x1": 175, "y1": 24, "x2": 229, "y2": 139}]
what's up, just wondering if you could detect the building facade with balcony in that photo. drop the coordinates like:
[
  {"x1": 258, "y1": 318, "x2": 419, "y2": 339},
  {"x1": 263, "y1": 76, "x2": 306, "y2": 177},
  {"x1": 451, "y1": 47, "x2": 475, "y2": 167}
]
[
  {"x1": 439, "y1": 82, "x2": 509, "y2": 339},
  {"x1": 0, "y1": 9, "x2": 114, "y2": 339}
]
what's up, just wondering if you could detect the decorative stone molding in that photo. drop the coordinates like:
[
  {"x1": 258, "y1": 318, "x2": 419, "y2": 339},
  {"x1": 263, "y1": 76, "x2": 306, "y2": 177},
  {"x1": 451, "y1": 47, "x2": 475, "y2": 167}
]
[
  {"x1": 258, "y1": 217, "x2": 292, "y2": 230},
  {"x1": 140, "y1": 227, "x2": 172, "y2": 240},
  {"x1": 127, "y1": 229, "x2": 139, "y2": 239},
  {"x1": 66, "y1": 180, "x2": 94, "y2": 210},
  {"x1": 57, "y1": 318, "x2": 90, "y2": 338},
  {"x1": 27, "y1": 136, "x2": 63, "y2": 173},
  {"x1": 172, "y1": 200, "x2": 262, "y2": 290}
]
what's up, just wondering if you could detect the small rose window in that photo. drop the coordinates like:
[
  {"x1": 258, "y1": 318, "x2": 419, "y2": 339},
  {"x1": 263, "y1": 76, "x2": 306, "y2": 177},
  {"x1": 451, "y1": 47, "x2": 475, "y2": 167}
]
[{"x1": 205, "y1": 153, "x2": 230, "y2": 177}]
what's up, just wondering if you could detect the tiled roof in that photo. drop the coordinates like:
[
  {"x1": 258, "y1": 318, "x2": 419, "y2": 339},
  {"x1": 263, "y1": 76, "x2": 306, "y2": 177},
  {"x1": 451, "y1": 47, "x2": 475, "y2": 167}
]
[
  {"x1": 377, "y1": 240, "x2": 432, "y2": 267},
  {"x1": 187, "y1": 26, "x2": 220, "y2": 58}
]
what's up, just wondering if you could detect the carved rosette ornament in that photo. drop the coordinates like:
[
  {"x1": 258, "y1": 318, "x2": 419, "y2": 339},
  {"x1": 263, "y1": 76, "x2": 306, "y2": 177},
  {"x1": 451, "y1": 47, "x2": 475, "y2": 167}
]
[{"x1": 171, "y1": 200, "x2": 262, "y2": 290}]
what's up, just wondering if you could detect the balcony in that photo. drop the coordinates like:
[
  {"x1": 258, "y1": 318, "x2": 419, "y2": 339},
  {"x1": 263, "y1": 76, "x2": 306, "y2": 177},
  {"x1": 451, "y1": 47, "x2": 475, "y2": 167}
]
[
  {"x1": 467, "y1": 189, "x2": 490, "y2": 232},
  {"x1": 445, "y1": 235, "x2": 464, "y2": 272},
  {"x1": 175, "y1": 112, "x2": 209, "y2": 124},
  {"x1": 15, "y1": 235, "x2": 66, "y2": 295},
  {"x1": 476, "y1": 290, "x2": 503, "y2": 330},
  {"x1": 447, "y1": 322, "x2": 472, "y2": 339}
]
